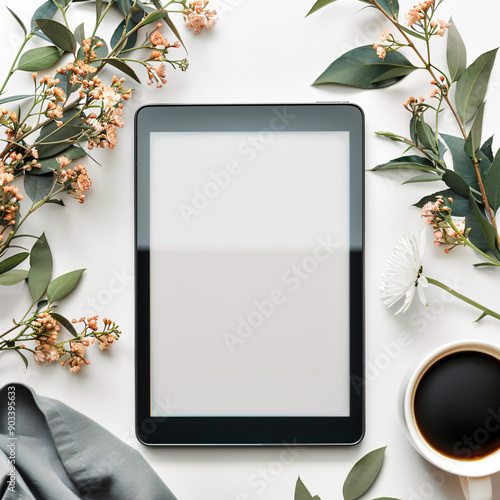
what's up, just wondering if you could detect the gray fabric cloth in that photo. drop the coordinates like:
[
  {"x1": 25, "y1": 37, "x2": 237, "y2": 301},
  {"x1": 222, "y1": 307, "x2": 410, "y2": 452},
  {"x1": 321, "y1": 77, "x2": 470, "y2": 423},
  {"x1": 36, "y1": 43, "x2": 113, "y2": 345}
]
[{"x1": 0, "y1": 384, "x2": 176, "y2": 500}]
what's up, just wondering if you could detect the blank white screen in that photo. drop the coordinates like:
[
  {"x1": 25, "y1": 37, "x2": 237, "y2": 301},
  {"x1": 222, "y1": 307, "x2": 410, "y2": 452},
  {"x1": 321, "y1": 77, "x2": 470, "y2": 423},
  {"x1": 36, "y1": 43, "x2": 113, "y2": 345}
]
[{"x1": 150, "y1": 131, "x2": 350, "y2": 416}]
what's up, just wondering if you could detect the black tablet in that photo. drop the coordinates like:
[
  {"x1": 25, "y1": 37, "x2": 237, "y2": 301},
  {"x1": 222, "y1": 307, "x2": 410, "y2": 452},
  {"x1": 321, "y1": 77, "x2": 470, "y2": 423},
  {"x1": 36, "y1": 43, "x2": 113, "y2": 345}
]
[{"x1": 135, "y1": 104, "x2": 364, "y2": 445}]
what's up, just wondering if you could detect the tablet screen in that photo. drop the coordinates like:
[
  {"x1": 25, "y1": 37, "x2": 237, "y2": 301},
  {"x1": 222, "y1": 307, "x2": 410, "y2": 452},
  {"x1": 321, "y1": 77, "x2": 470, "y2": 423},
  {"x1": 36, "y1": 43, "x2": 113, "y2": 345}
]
[{"x1": 149, "y1": 130, "x2": 350, "y2": 417}]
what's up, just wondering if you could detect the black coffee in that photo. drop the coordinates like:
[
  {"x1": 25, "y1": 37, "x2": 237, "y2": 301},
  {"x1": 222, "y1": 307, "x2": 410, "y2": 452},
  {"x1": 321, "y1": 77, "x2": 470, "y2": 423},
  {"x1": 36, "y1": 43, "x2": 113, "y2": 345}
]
[{"x1": 414, "y1": 350, "x2": 500, "y2": 460}]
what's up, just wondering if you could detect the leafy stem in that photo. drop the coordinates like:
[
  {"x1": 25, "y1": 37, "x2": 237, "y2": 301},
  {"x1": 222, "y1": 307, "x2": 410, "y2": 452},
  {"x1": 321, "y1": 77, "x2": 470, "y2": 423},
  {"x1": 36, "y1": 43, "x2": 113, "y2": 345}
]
[{"x1": 371, "y1": 0, "x2": 500, "y2": 248}]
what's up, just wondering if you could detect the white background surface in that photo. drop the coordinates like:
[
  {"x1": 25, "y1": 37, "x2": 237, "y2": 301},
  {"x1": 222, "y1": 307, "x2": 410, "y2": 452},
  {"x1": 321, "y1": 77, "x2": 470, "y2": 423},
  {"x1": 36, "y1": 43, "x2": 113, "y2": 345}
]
[{"x1": 0, "y1": 0, "x2": 499, "y2": 499}]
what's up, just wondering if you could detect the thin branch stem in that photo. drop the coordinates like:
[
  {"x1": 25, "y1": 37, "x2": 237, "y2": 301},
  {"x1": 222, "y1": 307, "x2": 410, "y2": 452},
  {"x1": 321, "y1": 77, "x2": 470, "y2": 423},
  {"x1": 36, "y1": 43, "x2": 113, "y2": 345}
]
[{"x1": 427, "y1": 277, "x2": 500, "y2": 321}]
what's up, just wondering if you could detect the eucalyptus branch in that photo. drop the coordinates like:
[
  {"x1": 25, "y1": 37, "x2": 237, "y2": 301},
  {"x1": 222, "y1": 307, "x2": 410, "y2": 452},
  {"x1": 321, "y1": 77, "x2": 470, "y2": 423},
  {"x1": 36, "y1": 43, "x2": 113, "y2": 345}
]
[{"x1": 371, "y1": 0, "x2": 500, "y2": 248}]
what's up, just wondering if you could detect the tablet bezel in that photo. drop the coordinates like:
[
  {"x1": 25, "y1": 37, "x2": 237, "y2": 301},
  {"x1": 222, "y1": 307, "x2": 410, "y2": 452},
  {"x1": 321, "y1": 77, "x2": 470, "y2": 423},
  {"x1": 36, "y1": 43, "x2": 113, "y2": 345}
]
[{"x1": 135, "y1": 103, "x2": 364, "y2": 446}]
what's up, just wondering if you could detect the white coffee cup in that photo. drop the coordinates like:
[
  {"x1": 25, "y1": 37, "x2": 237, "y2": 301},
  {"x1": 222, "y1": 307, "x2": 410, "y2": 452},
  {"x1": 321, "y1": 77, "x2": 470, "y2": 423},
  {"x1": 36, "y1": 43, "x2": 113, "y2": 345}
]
[{"x1": 402, "y1": 340, "x2": 500, "y2": 500}]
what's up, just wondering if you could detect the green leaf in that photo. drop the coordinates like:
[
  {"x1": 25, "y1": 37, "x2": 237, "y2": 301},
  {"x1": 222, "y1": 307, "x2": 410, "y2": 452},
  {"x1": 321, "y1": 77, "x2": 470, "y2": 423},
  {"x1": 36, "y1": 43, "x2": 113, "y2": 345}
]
[
  {"x1": 415, "y1": 116, "x2": 436, "y2": 151},
  {"x1": 140, "y1": 10, "x2": 169, "y2": 26},
  {"x1": 31, "y1": 0, "x2": 58, "y2": 32},
  {"x1": 306, "y1": 0, "x2": 338, "y2": 16},
  {"x1": 6, "y1": 7, "x2": 27, "y2": 36},
  {"x1": 442, "y1": 170, "x2": 470, "y2": 198},
  {"x1": 456, "y1": 48, "x2": 498, "y2": 123},
  {"x1": 103, "y1": 58, "x2": 141, "y2": 83},
  {"x1": 468, "y1": 195, "x2": 499, "y2": 255},
  {"x1": 375, "y1": 131, "x2": 414, "y2": 149},
  {"x1": 74, "y1": 22, "x2": 86, "y2": 46},
  {"x1": 446, "y1": 18, "x2": 467, "y2": 82},
  {"x1": 36, "y1": 108, "x2": 83, "y2": 158},
  {"x1": 28, "y1": 233, "x2": 53, "y2": 303},
  {"x1": 0, "y1": 270, "x2": 29, "y2": 286},
  {"x1": 162, "y1": 10, "x2": 186, "y2": 52},
  {"x1": 485, "y1": 149, "x2": 500, "y2": 212},
  {"x1": 32, "y1": 145, "x2": 87, "y2": 175},
  {"x1": 35, "y1": 19, "x2": 77, "y2": 53},
  {"x1": 17, "y1": 46, "x2": 64, "y2": 72},
  {"x1": 464, "y1": 102, "x2": 485, "y2": 160},
  {"x1": 474, "y1": 312, "x2": 488, "y2": 322},
  {"x1": 0, "y1": 252, "x2": 29, "y2": 275},
  {"x1": 414, "y1": 189, "x2": 469, "y2": 217},
  {"x1": 0, "y1": 94, "x2": 32, "y2": 106},
  {"x1": 24, "y1": 173, "x2": 54, "y2": 203},
  {"x1": 481, "y1": 136, "x2": 494, "y2": 163},
  {"x1": 372, "y1": 155, "x2": 436, "y2": 172},
  {"x1": 45, "y1": 198, "x2": 65, "y2": 206},
  {"x1": 441, "y1": 133, "x2": 489, "y2": 192},
  {"x1": 295, "y1": 477, "x2": 319, "y2": 500},
  {"x1": 47, "y1": 268, "x2": 85, "y2": 303},
  {"x1": 76, "y1": 36, "x2": 108, "y2": 68},
  {"x1": 50, "y1": 312, "x2": 79, "y2": 336},
  {"x1": 36, "y1": 299, "x2": 49, "y2": 313},
  {"x1": 96, "y1": 0, "x2": 103, "y2": 19},
  {"x1": 403, "y1": 173, "x2": 442, "y2": 184},
  {"x1": 358, "y1": 0, "x2": 399, "y2": 18},
  {"x1": 343, "y1": 447, "x2": 386, "y2": 500},
  {"x1": 111, "y1": 19, "x2": 138, "y2": 53},
  {"x1": 313, "y1": 46, "x2": 417, "y2": 88},
  {"x1": 14, "y1": 349, "x2": 29, "y2": 369},
  {"x1": 395, "y1": 22, "x2": 426, "y2": 41}
]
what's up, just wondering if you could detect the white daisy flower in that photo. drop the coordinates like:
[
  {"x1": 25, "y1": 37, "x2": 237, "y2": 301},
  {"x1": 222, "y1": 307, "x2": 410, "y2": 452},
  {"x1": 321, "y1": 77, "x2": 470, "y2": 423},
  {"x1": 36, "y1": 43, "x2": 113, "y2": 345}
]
[{"x1": 380, "y1": 229, "x2": 428, "y2": 314}]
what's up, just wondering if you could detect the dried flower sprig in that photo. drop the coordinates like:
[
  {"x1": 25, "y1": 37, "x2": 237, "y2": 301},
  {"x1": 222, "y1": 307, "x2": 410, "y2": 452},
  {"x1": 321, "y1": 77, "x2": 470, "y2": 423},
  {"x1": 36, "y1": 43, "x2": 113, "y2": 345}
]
[{"x1": 0, "y1": 0, "x2": 218, "y2": 370}]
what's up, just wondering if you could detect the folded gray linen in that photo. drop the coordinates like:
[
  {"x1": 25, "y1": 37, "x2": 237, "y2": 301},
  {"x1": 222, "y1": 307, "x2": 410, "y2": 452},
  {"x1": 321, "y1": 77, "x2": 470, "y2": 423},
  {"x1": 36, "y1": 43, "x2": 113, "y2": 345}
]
[{"x1": 0, "y1": 383, "x2": 176, "y2": 500}]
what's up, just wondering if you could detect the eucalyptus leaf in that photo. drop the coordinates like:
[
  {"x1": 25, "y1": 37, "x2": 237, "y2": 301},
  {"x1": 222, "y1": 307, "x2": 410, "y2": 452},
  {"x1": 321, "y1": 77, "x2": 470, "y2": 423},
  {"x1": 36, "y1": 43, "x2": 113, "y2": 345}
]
[
  {"x1": 50, "y1": 312, "x2": 79, "y2": 336},
  {"x1": 0, "y1": 252, "x2": 29, "y2": 275},
  {"x1": 446, "y1": 18, "x2": 466, "y2": 82},
  {"x1": 456, "y1": 48, "x2": 497, "y2": 123},
  {"x1": 0, "y1": 270, "x2": 29, "y2": 286},
  {"x1": 395, "y1": 22, "x2": 427, "y2": 41},
  {"x1": 36, "y1": 300, "x2": 49, "y2": 314},
  {"x1": 414, "y1": 189, "x2": 469, "y2": 217},
  {"x1": 6, "y1": 7, "x2": 27, "y2": 36},
  {"x1": 74, "y1": 22, "x2": 86, "y2": 46},
  {"x1": 28, "y1": 233, "x2": 53, "y2": 303},
  {"x1": 372, "y1": 155, "x2": 436, "y2": 172},
  {"x1": 358, "y1": 0, "x2": 399, "y2": 19},
  {"x1": 474, "y1": 312, "x2": 488, "y2": 322},
  {"x1": 403, "y1": 173, "x2": 442, "y2": 184},
  {"x1": 140, "y1": 10, "x2": 170, "y2": 26},
  {"x1": 30, "y1": 0, "x2": 58, "y2": 32},
  {"x1": 481, "y1": 136, "x2": 494, "y2": 163},
  {"x1": 415, "y1": 116, "x2": 436, "y2": 151},
  {"x1": 24, "y1": 173, "x2": 54, "y2": 203},
  {"x1": 76, "y1": 36, "x2": 108, "y2": 68},
  {"x1": 33, "y1": 145, "x2": 87, "y2": 175},
  {"x1": 441, "y1": 133, "x2": 489, "y2": 191},
  {"x1": 14, "y1": 349, "x2": 29, "y2": 369},
  {"x1": 47, "y1": 268, "x2": 85, "y2": 304},
  {"x1": 442, "y1": 170, "x2": 470, "y2": 198},
  {"x1": 111, "y1": 19, "x2": 138, "y2": 52},
  {"x1": 375, "y1": 131, "x2": 415, "y2": 149},
  {"x1": 35, "y1": 19, "x2": 77, "y2": 53},
  {"x1": 17, "y1": 46, "x2": 64, "y2": 72},
  {"x1": 485, "y1": 149, "x2": 500, "y2": 212},
  {"x1": 55, "y1": 71, "x2": 79, "y2": 100},
  {"x1": 313, "y1": 46, "x2": 417, "y2": 88},
  {"x1": 0, "y1": 95, "x2": 32, "y2": 106},
  {"x1": 343, "y1": 447, "x2": 386, "y2": 500},
  {"x1": 96, "y1": 0, "x2": 103, "y2": 20},
  {"x1": 35, "y1": 108, "x2": 83, "y2": 158},
  {"x1": 464, "y1": 102, "x2": 485, "y2": 160},
  {"x1": 45, "y1": 198, "x2": 65, "y2": 206},
  {"x1": 468, "y1": 195, "x2": 499, "y2": 256},
  {"x1": 102, "y1": 58, "x2": 141, "y2": 83},
  {"x1": 306, "y1": 0, "x2": 338, "y2": 17},
  {"x1": 295, "y1": 477, "x2": 319, "y2": 500}
]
